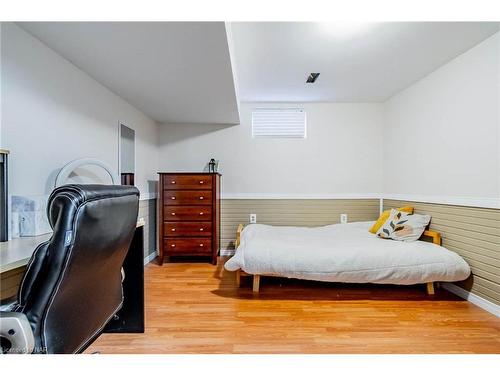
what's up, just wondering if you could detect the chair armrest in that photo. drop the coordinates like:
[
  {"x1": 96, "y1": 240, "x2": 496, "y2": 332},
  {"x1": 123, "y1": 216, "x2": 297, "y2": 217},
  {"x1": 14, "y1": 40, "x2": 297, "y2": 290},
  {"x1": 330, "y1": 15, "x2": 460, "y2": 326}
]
[{"x1": 0, "y1": 311, "x2": 35, "y2": 354}]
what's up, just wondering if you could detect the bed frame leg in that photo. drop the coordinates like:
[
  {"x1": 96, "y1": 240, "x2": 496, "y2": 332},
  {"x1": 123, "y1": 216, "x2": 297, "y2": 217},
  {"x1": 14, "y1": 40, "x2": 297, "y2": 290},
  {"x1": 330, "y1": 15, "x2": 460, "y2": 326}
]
[
  {"x1": 236, "y1": 269, "x2": 241, "y2": 287},
  {"x1": 253, "y1": 275, "x2": 260, "y2": 293},
  {"x1": 426, "y1": 282, "x2": 435, "y2": 295}
]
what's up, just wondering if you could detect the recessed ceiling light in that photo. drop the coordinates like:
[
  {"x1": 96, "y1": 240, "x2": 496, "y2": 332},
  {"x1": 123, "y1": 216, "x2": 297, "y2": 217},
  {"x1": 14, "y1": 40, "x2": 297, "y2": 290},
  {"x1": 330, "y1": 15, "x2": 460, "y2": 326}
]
[{"x1": 306, "y1": 73, "x2": 320, "y2": 83}]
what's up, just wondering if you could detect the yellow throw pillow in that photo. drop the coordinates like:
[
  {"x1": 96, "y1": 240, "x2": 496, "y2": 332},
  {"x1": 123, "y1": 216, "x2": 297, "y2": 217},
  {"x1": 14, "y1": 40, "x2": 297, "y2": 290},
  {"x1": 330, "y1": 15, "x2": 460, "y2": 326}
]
[{"x1": 369, "y1": 206, "x2": 414, "y2": 234}]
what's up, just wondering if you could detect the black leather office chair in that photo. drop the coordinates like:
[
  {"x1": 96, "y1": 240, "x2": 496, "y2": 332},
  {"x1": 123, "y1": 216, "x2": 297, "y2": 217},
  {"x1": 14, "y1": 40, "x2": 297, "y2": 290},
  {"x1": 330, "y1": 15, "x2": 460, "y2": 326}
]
[{"x1": 0, "y1": 184, "x2": 139, "y2": 354}]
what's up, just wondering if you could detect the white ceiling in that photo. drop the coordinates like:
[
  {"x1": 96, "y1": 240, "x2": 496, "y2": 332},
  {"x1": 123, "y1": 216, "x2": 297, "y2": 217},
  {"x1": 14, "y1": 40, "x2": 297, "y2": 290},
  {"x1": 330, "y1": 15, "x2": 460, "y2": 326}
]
[
  {"x1": 17, "y1": 22, "x2": 500, "y2": 124},
  {"x1": 19, "y1": 22, "x2": 240, "y2": 124},
  {"x1": 230, "y1": 22, "x2": 500, "y2": 102}
]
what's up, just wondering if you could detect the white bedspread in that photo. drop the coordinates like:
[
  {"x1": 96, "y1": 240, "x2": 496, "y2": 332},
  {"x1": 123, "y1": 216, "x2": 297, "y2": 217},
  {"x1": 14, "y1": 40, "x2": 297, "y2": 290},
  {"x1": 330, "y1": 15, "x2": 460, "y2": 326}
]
[{"x1": 224, "y1": 222, "x2": 470, "y2": 285}]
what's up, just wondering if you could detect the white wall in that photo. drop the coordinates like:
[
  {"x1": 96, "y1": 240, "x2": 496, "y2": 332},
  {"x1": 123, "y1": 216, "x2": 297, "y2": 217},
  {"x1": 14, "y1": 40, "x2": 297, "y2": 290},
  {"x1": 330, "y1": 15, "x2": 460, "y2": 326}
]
[
  {"x1": 3, "y1": 21, "x2": 498, "y2": 207},
  {"x1": 1, "y1": 23, "x2": 159, "y2": 198},
  {"x1": 158, "y1": 102, "x2": 384, "y2": 197},
  {"x1": 0, "y1": 23, "x2": 3, "y2": 146},
  {"x1": 383, "y1": 32, "x2": 500, "y2": 203}
]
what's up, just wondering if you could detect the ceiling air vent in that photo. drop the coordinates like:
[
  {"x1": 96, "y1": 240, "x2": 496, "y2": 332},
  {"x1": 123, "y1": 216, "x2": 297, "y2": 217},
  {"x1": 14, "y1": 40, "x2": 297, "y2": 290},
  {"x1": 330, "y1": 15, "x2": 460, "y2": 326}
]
[{"x1": 306, "y1": 73, "x2": 320, "y2": 83}]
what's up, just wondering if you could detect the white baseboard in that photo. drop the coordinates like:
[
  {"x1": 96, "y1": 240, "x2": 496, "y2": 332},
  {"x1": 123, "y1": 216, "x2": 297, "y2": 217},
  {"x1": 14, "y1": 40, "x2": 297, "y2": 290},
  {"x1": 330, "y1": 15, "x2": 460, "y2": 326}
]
[
  {"x1": 143, "y1": 250, "x2": 158, "y2": 265},
  {"x1": 221, "y1": 193, "x2": 381, "y2": 200},
  {"x1": 220, "y1": 249, "x2": 236, "y2": 257},
  {"x1": 218, "y1": 194, "x2": 499, "y2": 209},
  {"x1": 442, "y1": 282, "x2": 500, "y2": 317}
]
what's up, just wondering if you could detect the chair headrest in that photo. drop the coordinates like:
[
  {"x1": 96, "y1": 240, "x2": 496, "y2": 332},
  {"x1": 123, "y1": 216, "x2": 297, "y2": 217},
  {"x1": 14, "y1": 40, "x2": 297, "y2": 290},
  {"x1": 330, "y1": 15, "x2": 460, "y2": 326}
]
[{"x1": 47, "y1": 184, "x2": 140, "y2": 229}]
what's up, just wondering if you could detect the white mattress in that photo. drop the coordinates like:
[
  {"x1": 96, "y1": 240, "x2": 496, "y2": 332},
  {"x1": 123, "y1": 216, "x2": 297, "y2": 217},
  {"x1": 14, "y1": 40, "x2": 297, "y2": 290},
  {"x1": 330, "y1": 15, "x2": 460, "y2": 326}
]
[{"x1": 224, "y1": 221, "x2": 471, "y2": 285}]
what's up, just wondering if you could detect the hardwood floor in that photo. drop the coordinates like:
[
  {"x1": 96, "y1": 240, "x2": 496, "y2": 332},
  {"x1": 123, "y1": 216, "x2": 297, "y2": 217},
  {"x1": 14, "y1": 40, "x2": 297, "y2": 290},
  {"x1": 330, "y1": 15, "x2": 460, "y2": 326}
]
[{"x1": 87, "y1": 258, "x2": 500, "y2": 354}]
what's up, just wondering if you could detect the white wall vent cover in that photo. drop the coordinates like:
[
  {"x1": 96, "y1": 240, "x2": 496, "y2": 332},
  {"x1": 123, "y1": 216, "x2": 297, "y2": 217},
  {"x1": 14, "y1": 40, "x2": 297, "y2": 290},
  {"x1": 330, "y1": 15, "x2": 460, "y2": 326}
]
[{"x1": 252, "y1": 108, "x2": 306, "y2": 138}]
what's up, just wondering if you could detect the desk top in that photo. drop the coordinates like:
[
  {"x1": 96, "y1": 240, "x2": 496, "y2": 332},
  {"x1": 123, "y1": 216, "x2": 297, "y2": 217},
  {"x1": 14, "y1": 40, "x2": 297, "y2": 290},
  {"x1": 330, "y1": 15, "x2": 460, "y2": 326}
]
[
  {"x1": 0, "y1": 234, "x2": 51, "y2": 273},
  {"x1": 1, "y1": 220, "x2": 145, "y2": 274}
]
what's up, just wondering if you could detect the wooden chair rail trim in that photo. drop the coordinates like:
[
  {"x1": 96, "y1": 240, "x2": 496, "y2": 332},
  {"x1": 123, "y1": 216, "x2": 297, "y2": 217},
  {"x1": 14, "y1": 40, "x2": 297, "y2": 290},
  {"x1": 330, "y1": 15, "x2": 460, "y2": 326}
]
[{"x1": 234, "y1": 224, "x2": 442, "y2": 295}]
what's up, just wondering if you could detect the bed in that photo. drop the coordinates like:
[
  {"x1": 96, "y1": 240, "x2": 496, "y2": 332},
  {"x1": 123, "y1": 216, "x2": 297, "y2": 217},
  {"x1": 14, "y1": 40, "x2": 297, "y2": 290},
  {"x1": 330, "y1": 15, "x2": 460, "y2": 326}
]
[{"x1": 224, "y1": 221, "x2": 471, "y2": 295}]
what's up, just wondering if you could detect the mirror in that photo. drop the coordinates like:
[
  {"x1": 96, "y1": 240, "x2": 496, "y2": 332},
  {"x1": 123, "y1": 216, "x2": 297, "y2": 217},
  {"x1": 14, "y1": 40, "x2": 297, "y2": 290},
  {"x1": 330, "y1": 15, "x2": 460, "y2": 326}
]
[
  {"x1": 119, "y1": 123, "x2": 135, "y2": 186},
  {"x1": 0, "y1": 150, "x2": 9, "y2": 242}
]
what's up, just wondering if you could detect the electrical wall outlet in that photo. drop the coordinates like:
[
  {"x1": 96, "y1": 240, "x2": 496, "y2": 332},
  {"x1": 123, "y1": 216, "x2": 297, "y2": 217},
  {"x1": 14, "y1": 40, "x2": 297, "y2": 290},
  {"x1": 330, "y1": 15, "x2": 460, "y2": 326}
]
[
  {"x1": 249, "y1": 213, "x2": 257, "y2": 224},
  {"x1": 340, "y1": 214, "x2": 348, "y2": 224}
]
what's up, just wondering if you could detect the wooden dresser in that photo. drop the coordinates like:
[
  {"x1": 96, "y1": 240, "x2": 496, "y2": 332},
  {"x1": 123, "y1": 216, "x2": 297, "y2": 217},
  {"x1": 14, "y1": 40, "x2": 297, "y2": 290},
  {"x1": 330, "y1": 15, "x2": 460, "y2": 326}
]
[{"x1": 158, "y1": 173, "x2": 220, "y2": 265}]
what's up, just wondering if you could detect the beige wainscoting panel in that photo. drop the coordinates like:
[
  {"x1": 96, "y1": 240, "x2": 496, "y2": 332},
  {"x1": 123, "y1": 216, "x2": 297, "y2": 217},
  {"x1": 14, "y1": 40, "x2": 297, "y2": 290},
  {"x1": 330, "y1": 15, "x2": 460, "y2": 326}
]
[
  {"x1": 384, "y1": 199, "x2": 500, "y2": 306},
  {"x1": 221, "y1": 199, "x2": 379, "y2": 251},
  {"x1": 139, "y1": 198, "x2": 157, "y2": 259}
]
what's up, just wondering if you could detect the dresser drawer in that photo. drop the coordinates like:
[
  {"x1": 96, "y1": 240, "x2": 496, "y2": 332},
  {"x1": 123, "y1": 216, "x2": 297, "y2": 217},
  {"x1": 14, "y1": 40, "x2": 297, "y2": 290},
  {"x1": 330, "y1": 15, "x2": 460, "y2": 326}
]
[
  {"x1": 163, "y1": 175, "x2": 212, "y2": 190},
  {"x1": 164, "y1": 238, "x2": 212, "y2": 255},
  {"x1": 163, "y1": 190, "x2": 212, "y2": 205},
  {"x1": 164, "y1": 221, "x2": 212, "y2": 237},
  {"x1": 164, "y1": 206, "x2": 212, "y2": 221}
]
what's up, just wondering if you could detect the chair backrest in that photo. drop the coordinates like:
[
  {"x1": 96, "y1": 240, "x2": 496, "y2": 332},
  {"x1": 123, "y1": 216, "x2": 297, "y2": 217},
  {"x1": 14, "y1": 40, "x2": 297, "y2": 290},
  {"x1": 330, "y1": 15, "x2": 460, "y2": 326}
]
[{"x1": 14, "y1": 184, "x2": 139, "y2": 353}]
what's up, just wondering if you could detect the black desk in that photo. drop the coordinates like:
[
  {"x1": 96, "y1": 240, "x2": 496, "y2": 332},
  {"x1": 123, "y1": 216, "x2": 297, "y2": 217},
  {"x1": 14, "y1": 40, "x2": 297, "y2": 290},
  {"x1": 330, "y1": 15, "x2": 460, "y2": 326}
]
[{"x1": 104, "y1": 224, "x2": 145, "y2": 333}]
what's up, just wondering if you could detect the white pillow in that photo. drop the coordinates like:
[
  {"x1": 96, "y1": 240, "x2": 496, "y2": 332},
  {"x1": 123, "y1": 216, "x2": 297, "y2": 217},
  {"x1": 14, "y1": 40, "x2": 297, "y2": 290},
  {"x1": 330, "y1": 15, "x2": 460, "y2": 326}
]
[{"x1": 376, "y1": 209, "x2": 431, "y2": 242}]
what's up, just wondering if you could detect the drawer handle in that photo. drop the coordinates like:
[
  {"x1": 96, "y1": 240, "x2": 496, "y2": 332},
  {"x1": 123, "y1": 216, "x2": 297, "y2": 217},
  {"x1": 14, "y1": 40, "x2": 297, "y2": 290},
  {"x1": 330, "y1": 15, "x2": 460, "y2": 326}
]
[
  {"x1": 171, "y1": 244, "x2": 176, "y2": 248},
  {"x1": 199, "y1": 212, "x2": 204, "y2": 215},
  {"x1": 199, "y1": 228, "x2": 204, "y2": 231},
  {"x1": 171, "y1": 181, "x2": 176, "y2": 184},
  {"x1": 171, "y1": 197, "x2": 176, "y2": 200},
  {"x1": 199, "y1": 196, "x2": 204, "y2": 200},
  {"x1": 171, "y1": 212, "x2": 176, "y2": 216},
  {"x1": 171, "y1": 228, "x2": 176, "y2": 232},
  {"x1": 199, "y1": 243, "x2": 204, "y2": 247},
  {"x1": 199, "y1": 181, "x2": 204, "y2": 184}
]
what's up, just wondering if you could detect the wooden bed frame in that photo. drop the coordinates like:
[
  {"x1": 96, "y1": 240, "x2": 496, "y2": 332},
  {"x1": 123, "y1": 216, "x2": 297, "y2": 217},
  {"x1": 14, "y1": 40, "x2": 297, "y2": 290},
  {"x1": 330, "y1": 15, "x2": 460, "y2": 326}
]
[{"x1": 233, "y1": 223, "x2": 442, "y2": 295}]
